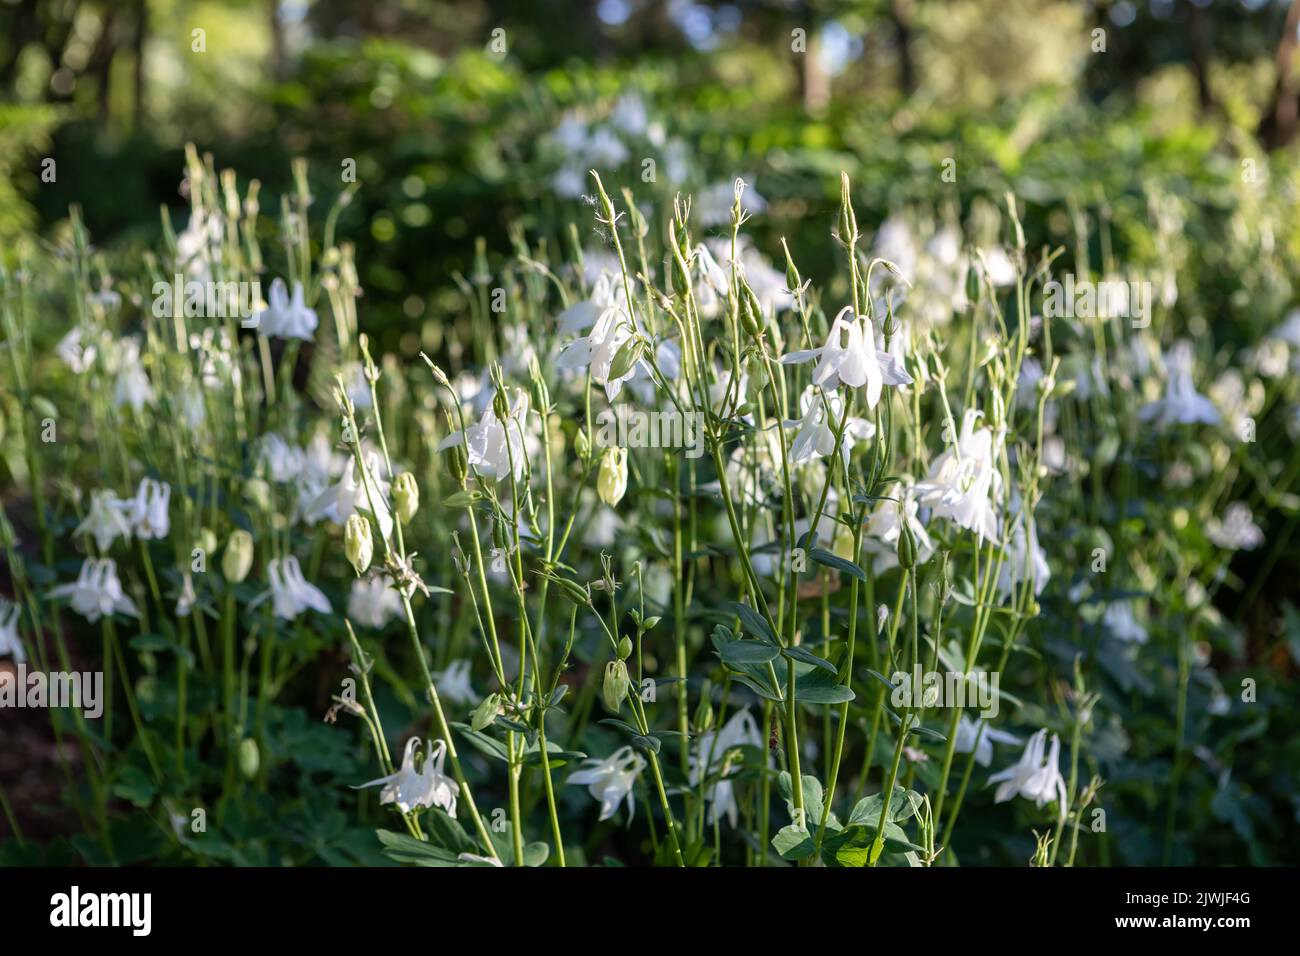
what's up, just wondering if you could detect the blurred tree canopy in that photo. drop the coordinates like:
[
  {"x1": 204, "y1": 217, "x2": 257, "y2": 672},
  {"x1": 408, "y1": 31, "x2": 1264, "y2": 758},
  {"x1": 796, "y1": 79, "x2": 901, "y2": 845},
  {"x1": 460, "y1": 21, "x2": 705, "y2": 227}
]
[{"x1": 4, "y1": 0, "x2": 1300, "y2": 334}]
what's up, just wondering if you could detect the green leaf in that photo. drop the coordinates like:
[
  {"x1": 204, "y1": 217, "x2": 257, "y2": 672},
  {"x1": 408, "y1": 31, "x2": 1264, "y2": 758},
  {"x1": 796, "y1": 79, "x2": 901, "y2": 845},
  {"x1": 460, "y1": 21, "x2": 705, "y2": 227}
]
[
  {"x1": 725, "y1": 601, "x2": 777, "y2": 645},
  {"x1": 729, "y1": 672, "x2": 784, "y2": 702},
  {"x1": 808, "y1": 548, "x2": 867, "y2": 581},
  {"x1": 376, "y1": 830, "x2": 459, "y2": 867},
  {"x1": 451, "y1": 722, "x2": 509, "y2": 762},
  {"x1": 772, "y1": 824, "x2": 817, "y2": 861},
  {"x1": 719, "y1": 639, "x2": 781, "y2": 665},
  {"x1": 522, "y1": 841, "x2": 551, "y2": 867},
  {"x1": 442, "y1": 490, "x2": 481, "y2": 509},
  {"x1": 782, "y1": 644, "x2": 836, "y2": 673}
]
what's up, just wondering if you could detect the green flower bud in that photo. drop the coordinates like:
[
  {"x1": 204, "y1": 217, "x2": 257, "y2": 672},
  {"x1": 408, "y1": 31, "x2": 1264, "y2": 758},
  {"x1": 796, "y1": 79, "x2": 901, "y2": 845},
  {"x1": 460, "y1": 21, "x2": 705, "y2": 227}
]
[
  {"x1": 392, "y1": 472, "x2": 419, "y2": 525},
  {"x1": 617, "y1": 635, "x2": 633, "y2": 660},
  {"x1": 238, "y1": 737, "x2": 260, "y2": 780},
  {"x1": 244, "y1": 477, "x2": 271, "y2": 513},
  {"x1": 471, "y1": 693, "x2": 500, "y2": 732},
  {"x1": 345, "y1": 514, "x2": 374, "y2": 576},
  {"x1": 446, "y1": 439, "x2": 468, "y2": 484},
  {"x1": 196, "y1": 527, "x2": 217, "y2": 556},
  {"x1": 222, "y1": 529, "x2": 254, "y2": 583},
  {"x1": 897, "y1": 522, "x2": 917, "y2": 570},
  {"x1": 575, "y1": 428, "x2": 592, "y2": 462},
  {"x1": 602, "y1": 659, "x2": 630, "y2": 713}
]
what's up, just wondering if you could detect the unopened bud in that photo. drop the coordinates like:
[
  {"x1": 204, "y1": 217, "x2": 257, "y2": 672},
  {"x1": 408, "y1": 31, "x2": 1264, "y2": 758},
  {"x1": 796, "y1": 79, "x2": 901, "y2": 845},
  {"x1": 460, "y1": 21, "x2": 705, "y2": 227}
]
[
  {"x1": 345, "y1": 514, "x2": 373, "y2": 576},
  {"x1": 602, "y1": 659, "x2": 631, "y2": 713},
  {"x1": 238, "y1": 738, "x2": 260, "y2": 780},
  {"x1": 393, "y1": 472, "x2": 419, "y2": 524},
  {"x1": 597, "y1": 447, "x2": 628, "y2": 507},
  {"x1": 222, "y1": 529, "x2": 254, "y2": 583},
  {"x1": 617, "y1": 635, "x2": 633, "y2": 660}
]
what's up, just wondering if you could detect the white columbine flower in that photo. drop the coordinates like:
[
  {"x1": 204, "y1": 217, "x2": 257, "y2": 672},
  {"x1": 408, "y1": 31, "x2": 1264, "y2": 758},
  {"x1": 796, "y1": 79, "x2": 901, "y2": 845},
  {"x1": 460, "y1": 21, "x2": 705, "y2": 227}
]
[
  {"x1": 433, "y1": 659, "x2": 477, "y2": 707},
  {"x1": 862, "y1": 481, "x2": 934, "y2": 573},
  {"x1": 49, "y1": 558, "x2": 138, "y2": 623},
  {"x1": 252, "y1": 278, "x2": 318, "y2": 340},
  {"x1": 1140, "y1": 340, "x2": 1220, "y2": 427},
  {"x1": 355, "y1": 738, "x2": 459, "y2": 816},
  {"x1": 554, "y1": 277, "x2": 643, "y2": 401},
  {"x1": 305, "y1": 451, "x2": 393, "y2": 540},
  {"x1": 568, "y1": 745, "x2": 646, "y2": 821},
  {"x1": 780, "y1": 306, "x2": 912, "y2": 407},
  {"x1": 997, "y1": 501, "x2": 1049, "y2": 599},
  {"x1": 119, "y1": 477, "x2": 171, "y2": 539},
  {"x1": 1103, "y1": 601, "x2": 1147, "y2": 644},
  {"x1": 57, "y1": 327, "x2": 97, "y2": 373},
  {"x1": 1205, "y1": 502, "x2": 1264, "y2": 551},
  {"x1": 74, "y1": 489, "x2": 134, "y2": 552},
  {"x1": 915, "y1": 409, "x2": 1004, "y2": 542},
  {"x1": 988, "y1": 728, "x2": 1068, "y2": 814},
  {"x1": 248, "y1": 555, "x2": 330, "y2": 620},
  {"x1": 953, "y1": 715, "x2": 1020, "y2": 768},
  {"x1": 0, "y1": 598, "x2": 25, "y2": 663},
  {"x1": 112, "y1": 338, "x2": 154, "y2": 412},
  {"x1": 437, "y1": 389, "x2": 531, "y2": 483},
  {"x1": 689, "y1": 707, "x2": 763, "y2": 828},
  {"x1": 347, "y1": 575, "x2": 404, "y2": 628},
  {"x1": 258, "y1": 434, "x2": 305, "y2": 483},
  {"x1": 784, "y1": 386, "x2": 875, "y2": 466}
]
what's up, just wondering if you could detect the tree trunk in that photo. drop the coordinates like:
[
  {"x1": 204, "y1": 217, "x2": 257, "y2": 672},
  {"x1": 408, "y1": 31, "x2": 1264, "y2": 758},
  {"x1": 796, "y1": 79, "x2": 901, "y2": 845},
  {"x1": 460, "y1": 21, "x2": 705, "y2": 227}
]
[{"x1": 1258, "y1": 0, "x2": 1300, "y2": 150}]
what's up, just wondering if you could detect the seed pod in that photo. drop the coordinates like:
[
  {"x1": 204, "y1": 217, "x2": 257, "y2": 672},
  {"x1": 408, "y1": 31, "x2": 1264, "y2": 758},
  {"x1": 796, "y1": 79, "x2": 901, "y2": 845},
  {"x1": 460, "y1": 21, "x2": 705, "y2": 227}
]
[
  {"x1": 392, "y1": 472, "x2": 419, "y2": 524},
  {"x1": 222, "y1": 529, "x2": 254, "y2": 583},
  {"x1": 345, "y1": 514, "x2": 374, "y2": 576},
  {"x1": 602, "y1": 659, "x2": 630, "y2": 713}
]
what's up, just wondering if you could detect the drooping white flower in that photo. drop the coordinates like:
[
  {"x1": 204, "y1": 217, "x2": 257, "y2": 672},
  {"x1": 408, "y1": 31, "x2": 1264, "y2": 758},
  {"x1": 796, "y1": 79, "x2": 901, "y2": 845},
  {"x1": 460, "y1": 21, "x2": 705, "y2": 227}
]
[
  {"x1": 0, "y1": 598, "x2": 25, "y2": 663},
  {"x1": 437, "y1": 390, "x2": 531, "y2": 484},
  {"x1": 555, "y1": 280, "x2": 642, "y2": 402},
  {"x1": 248, "y1": 555, "x2": 330, "y2": 620},
  {"x1": 988, "y1": 728, "x2": 1068, "y2": 814},
  {"x1": 1103, "y1": 601, "x2": 1147, "y2": 644},
  {"x1": 780, "y1": 306, "x2": 912, "y2": 406},
  {"x1": 1140, "y1": 340, "x2": 1220, "y2": 427},
  {"x1": 432, "y1": 659, "x2": 477, "y2": 707},
  {"x1": 57, "y1": 327, "x2": 97, "y2": 374},
  {"x1": 355, "y1": 737, "x2": 459, "y2": 816},
  {"x1": 258, "y1": 434, "x2": 305, "y2": 483},
  {"x1": 175, "y1": 572, "x2": 197, "y2": 617},
  {"x1": 689, "y1": 707, "x2": 763, "y2": 828},
  {"x1": 251, "y1": 278, "x2": 318, "y2": 341},
  {"x1": 997, "y1": 500, "x2": 1049, "y2": 599},
  {"x1": 784, "y1": 386, "x2": 875, "y2": 466},
  {"x1": 568, "y1": 744, "x2": 646, "y2": 821},
  {"x1": 953, "y1": 715, "x2": 1020, "y2": 768},
  {"x1": 74, "y1": 489, "x2": 134, "y2": 552},
  {"x1": 915, "y1": 409, "x2": 1004, "y2": 542},
  {"x1": 112, "y1": 339, "x2": 154, "y2": 412},
  {"x1": 119, "y1": 477, "x2": 171, "y2": 540},
  {"x1": 862, "y1": 481, "x2": 934, "y2": 573},
  {"x1": 49, "y1": 558, "x2": 138, "y2": 623},
  {"x1": 347, "y1": 575, "x2": 404, "y2": 629},
  {"x1": 690, "y1": 243, "x2": 731, "y2": 320},
  {"x1": 1205, "y1": 502, "x2": 1264, "y2": 551},
  {"x1": 305, "y1": 451, "x2": 393, "y2": 539}
]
